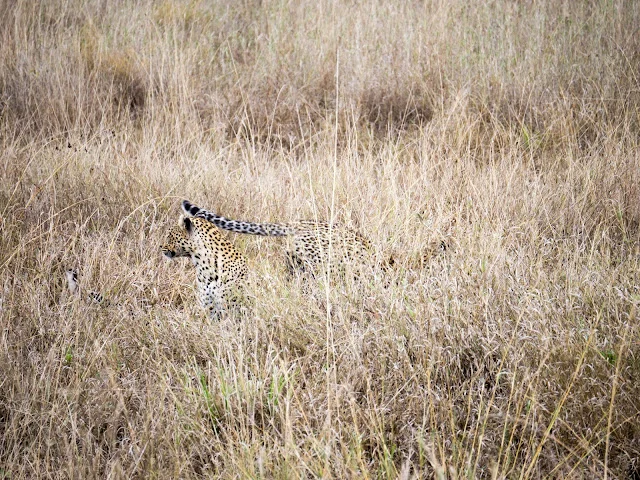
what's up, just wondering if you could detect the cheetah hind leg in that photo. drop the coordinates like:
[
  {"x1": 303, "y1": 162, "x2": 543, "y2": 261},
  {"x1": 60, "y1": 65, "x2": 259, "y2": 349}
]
[{"x1": 285, "y1": 251, "x2": 311, "y2": 277}]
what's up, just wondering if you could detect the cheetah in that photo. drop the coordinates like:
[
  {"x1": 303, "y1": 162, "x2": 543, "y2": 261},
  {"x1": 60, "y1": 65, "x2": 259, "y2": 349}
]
[
  {"x1": 161, "y1": 214, "x2": 248, "y2": 317},
  {"x1": 181, "y1": 200, "x2": 373, "y2": 277},
  {"x1": 64, "y1": 269, "x2": 106, "y2": 304},
  {"x1": 387, "y1": 240, "x2": 448, "y2": 269}
]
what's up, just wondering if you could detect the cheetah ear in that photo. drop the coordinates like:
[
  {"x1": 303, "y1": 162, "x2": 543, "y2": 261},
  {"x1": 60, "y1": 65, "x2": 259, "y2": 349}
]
[{"x1": 182, "y1": 215, "x2": 193, "y2": 236}]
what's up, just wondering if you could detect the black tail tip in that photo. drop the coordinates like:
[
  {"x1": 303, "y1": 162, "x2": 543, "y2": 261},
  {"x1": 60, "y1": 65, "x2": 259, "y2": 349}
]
[{"x1": 182, "y1": 200, "x2": 199, "y2": 215}]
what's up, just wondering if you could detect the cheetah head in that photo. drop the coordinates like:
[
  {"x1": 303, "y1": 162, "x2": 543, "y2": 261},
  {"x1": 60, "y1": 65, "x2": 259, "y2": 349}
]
[
  {"x1": 161, "y1": 215, "x2": 194, "y2": 259},
  {"x1": 64, "y1": 269, "x2": 79, "y2": 294}
]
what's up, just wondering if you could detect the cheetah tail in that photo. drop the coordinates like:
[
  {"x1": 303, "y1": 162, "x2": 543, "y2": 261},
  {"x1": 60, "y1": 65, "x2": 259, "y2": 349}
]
[
  {"x1": 182, "y1": 200, "x2": 202, "y2": 217},
  {"x1": 181, "y1": 200, "x2": 292, "y2": 237}
]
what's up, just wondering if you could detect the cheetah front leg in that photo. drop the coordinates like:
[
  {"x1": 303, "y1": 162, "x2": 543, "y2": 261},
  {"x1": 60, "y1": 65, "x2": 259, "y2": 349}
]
[{"x1": 198, "y1": 280, "x2": 226, "y2": 319}]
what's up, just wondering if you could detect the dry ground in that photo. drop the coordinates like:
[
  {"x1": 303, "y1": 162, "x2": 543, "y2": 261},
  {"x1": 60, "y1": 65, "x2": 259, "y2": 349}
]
[{"x1": 1, "y1": 0, "x2": 639, "y2": 478}]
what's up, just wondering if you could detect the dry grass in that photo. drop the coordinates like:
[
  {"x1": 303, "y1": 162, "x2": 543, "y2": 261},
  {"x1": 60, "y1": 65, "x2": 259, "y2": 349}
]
[{"x1": 1, "y1": 0, "x2": 639, "y2": 478}]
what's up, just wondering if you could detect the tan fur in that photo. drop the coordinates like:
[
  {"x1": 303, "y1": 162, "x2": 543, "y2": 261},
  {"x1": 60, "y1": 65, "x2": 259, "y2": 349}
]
[
  {"x1": 161, "y1": 216, "x2": 248, "y2": 317},
  {"x1": 183, "y1": 201, "x2": 372, "y2": 277}
]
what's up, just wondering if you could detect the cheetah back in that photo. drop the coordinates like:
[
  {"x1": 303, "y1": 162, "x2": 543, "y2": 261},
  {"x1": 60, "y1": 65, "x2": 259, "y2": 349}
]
[{"x1": 287, "y1": 220, "x2": 372, "y2": 275}]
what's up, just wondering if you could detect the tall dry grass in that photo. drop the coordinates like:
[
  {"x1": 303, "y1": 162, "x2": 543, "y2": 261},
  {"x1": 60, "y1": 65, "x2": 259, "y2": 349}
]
[{"x1": 0, "y1": 0, "x2": 639, "y2": 478}]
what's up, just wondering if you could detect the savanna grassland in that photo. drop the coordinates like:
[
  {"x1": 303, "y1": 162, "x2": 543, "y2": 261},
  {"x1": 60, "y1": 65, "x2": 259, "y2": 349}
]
[{"x1": 1, "y1": 0, "x2": 639, "y2": 478}]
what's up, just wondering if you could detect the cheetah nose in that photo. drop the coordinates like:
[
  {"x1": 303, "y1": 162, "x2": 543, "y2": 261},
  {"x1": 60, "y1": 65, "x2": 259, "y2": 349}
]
[{"x1": 163, "y1": 250, "x2": 175, "y2": 259}]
